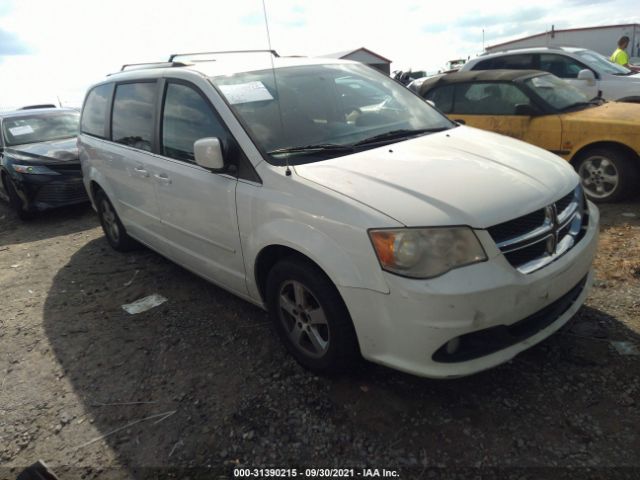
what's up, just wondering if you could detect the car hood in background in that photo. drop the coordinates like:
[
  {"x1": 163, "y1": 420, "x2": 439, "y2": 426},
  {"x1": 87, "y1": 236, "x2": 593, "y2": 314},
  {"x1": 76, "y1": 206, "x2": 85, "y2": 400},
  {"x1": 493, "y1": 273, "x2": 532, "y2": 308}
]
[
  {"x1": 562, "y1": 101, "x2": 640, "y2": 127},
  {"x1": 295, "y1": 126, "x2": 578, "y2": 228},
  {"x1": 6, "y1": 137, "x2": 79, "y2": 163}
]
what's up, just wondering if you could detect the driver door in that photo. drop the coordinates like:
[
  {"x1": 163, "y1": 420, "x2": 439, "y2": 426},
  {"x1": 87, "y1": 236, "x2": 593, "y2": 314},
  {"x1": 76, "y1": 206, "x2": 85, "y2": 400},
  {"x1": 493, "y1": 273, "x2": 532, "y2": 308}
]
[{"x1": 539, "y1": 54, "x2": 599, "y2": 99}]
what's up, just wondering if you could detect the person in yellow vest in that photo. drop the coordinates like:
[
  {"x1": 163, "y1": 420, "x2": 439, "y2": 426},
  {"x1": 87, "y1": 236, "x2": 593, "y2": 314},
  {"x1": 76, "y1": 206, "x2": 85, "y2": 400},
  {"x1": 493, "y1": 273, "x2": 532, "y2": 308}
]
[{"x1": 610, "y1": 36, "x2": 640, "y2": 72}]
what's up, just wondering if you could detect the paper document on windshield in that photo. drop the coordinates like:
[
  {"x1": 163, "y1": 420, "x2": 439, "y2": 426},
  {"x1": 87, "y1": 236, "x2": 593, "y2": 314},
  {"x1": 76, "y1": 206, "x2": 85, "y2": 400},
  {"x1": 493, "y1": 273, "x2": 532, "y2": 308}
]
[
  {"x1": 9, "y1": 125, "x2": 34, "y2": 136},
  {"x1": 219, "y1": 81, "x2": 274, "y2": 104}
]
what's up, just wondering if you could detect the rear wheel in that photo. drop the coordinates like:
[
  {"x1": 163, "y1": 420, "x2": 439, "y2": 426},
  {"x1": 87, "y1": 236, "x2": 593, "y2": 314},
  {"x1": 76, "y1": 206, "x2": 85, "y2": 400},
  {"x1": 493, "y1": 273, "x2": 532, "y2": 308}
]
[
  {"x1": 95, "y1": 190, "x2": 138, "y2": 251},
  {"x1": 3, "y1": 175, "x2": 35, "y2": 220},
  {"x1": 266, "y1": 257, "x2": 360, "y2": 373},
  {"x1": 574, "y1": 147, "x2": 639, "y2": 203}
]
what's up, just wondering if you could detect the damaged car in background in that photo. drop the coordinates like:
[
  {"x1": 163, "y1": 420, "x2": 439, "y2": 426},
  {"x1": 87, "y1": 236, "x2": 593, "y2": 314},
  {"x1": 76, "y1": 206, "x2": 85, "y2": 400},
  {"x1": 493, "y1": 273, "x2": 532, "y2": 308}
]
[
  {"x1": 0, "y1": 108, "x2": 87, "y2": 219},
  {"x1": 413, "y1": 70, "x2": 640, "y2": 202}
]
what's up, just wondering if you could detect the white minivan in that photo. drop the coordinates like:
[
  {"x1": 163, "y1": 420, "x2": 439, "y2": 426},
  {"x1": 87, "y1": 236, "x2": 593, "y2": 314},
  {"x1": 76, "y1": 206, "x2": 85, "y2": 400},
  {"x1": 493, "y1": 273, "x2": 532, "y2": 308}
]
[
  {"x1": 79, "y1": 52, "x2": 599, "y2": 378},
  {"x1": 461, "y1": 47, "x2": 640, "y2": 102}
]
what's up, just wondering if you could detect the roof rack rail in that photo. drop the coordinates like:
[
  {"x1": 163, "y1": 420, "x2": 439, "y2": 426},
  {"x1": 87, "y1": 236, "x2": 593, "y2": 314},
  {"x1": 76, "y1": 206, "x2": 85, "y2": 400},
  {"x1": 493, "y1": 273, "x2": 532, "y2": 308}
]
[
  {"x1": 482, "y1": 45, "x2": 566, "y2": 56},
  {"x1": 168, "y1": 49, "x2": 279, "y2": 62},
  {"x1": 119, "y1": 61, "x2": 192, "y2": 72}
]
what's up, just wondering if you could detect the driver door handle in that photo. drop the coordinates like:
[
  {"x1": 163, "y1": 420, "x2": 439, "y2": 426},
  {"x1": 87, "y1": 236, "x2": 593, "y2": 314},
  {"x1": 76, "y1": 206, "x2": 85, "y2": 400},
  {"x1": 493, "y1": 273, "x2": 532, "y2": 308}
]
[{"x1": 133, "y1": 166, "x2": 149, "y2": 178}]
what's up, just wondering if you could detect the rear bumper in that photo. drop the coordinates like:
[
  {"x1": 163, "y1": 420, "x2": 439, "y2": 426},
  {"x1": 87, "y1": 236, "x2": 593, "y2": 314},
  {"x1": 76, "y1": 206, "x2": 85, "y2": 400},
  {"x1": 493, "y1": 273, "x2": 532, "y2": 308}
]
[{"x1": 339, "y1": 202, "x2": 599, "y2": 378}]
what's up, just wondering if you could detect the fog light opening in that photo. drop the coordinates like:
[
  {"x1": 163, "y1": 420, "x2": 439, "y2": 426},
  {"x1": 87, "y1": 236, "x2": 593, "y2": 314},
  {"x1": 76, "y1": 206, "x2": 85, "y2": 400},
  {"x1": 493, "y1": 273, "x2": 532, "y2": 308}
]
[{"x1": 446, "y1": 337, "x2": 461, "y2": 355}]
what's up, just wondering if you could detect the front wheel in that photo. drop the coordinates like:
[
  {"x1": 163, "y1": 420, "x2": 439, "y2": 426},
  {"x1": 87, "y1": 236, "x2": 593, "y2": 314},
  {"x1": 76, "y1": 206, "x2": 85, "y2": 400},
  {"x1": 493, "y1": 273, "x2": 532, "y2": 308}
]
[
  {"x1": 574, "y1": 147, "x2": 639, "y2": 203},
  {"x1": 3, "y1": 176, "x2": 35, "y2": 220},
  {"x1": 266, "y1": 257, "x2": 360, "y2": 373}
]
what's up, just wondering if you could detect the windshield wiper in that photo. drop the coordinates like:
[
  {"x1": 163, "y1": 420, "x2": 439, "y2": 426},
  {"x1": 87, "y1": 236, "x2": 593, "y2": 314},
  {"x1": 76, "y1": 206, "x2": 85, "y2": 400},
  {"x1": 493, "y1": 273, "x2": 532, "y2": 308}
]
[
  {"x1": 352, "y1": 127, "x2": 450, "y2": 147},
  {"x1": 267, "y1": 143, "x2": 355, "y2": 156}
]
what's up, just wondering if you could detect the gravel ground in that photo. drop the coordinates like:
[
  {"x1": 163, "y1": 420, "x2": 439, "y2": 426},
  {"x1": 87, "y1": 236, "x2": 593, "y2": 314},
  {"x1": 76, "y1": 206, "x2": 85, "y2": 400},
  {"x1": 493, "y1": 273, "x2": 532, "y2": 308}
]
[{"x1": 0, "y1": 199, "x2": 638, "y2": 480}]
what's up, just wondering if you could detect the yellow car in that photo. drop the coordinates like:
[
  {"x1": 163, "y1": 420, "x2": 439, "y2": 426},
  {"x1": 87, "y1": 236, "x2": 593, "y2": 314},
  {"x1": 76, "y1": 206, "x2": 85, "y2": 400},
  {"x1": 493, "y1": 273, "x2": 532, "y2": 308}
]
[{"x1": 414, "y1": 70, "x2": 640, "y2": 202}]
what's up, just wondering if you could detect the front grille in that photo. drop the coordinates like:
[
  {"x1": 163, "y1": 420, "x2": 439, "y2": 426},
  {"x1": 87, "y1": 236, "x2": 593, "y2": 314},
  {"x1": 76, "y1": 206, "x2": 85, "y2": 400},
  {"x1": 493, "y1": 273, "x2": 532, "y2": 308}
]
[
  {"x1": 432, "y1": 274, "x2": 588, "y2": 363},
  {"x1": 35, "y1": 182, "x2": 88, "y2": 205},
  {"x1": 487, "y1": 187, "x2": 587, "y2": 274},
  {"x1": 46, "y1": 163, "x2": 82, "y2": 175},
  {"x1": 555, "y1": 190, "x2": 574, "y2": 216},
  {"x1": 488, "y1": 210, "x2": 545, "y2": 244}
]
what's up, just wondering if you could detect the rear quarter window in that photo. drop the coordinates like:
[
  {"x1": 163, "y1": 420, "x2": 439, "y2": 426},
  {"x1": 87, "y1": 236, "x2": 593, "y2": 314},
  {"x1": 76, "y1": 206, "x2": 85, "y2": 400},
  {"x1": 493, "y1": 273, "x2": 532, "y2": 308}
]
[{"x1": 81, "y1": 84, "x2": 112, "y2": 138}]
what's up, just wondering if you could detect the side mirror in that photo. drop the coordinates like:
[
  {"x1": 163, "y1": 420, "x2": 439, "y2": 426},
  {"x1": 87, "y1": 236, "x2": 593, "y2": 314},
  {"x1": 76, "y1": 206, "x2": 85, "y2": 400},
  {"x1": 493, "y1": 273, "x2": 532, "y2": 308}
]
[
  {"x1": 194, "y1": 137, "x2": 224, "y2": 171},
  {"x1": 577, "y1": 69, "x2": 596, "y2": 84},
  {"x1": 514, "y1": 104, "x2": 540, "y2": 116},
  {"x1": 453, "y1": 118, "x2": 466, "y2": 125}
]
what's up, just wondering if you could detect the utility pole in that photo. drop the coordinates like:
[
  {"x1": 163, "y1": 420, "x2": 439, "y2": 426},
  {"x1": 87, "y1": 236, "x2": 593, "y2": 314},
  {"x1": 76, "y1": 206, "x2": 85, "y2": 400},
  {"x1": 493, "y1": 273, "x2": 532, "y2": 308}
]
[{"x1": 482, "y1": 29, "x2": 485, "y2": 52}]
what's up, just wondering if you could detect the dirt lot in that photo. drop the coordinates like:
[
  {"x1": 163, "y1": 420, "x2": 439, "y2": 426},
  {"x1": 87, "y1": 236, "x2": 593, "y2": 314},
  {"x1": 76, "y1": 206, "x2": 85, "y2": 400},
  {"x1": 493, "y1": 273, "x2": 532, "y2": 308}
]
[{"x1": 0, "y1": 198, "x2": 639, "y2": 480}]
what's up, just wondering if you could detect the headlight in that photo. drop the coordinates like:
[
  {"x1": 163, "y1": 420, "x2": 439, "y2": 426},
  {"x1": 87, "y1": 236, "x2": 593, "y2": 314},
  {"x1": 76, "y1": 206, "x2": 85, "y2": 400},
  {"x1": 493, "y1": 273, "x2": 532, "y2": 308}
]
[
  {"x1": 369, "y1": 227, "x2": 487, "y2": 278},
  {"x1": 12, "y1": 164, "x2": 60, "y2": 175}
]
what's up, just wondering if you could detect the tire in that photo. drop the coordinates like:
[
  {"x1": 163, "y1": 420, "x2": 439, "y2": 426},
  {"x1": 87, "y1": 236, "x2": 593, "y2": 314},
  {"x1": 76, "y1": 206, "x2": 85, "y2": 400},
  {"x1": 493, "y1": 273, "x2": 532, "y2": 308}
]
[
  {"x1": 3, "y1": 175, "x2": 35, "y2": 220},
  {"x1": 574, "y1": 147, "x2": 639, "y2": 203},
  {"x1": 265, "y1": 257, "x2": 360, "y2": 374},
  {"x1": 95, "y1": 190, "x2": 138, "y2": 251}
]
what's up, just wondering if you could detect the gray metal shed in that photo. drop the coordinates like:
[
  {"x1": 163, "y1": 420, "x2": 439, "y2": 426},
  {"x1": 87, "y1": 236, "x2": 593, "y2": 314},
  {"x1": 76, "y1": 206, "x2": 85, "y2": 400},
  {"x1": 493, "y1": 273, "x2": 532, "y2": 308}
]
[{"x1": 322, "y1": 47, "x2": 392, "y2": 75}]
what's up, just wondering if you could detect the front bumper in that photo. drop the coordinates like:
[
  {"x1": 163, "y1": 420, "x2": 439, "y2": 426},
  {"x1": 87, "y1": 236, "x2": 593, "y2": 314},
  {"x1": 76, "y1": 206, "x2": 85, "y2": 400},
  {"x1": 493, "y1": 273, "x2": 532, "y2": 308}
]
[
  {"x1": 339, "y1": 202, "x2": 599, "y2": 378},
  {"x1": 14, "y1": 171, "x2": 89, "y2": 211}
]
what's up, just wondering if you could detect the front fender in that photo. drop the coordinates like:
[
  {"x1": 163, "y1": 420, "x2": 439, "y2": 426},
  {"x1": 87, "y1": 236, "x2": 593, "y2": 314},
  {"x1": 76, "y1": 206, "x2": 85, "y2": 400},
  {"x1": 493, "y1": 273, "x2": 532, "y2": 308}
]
[{"x1": 244, "y1": 218, "x2": 390, "y2": 302}]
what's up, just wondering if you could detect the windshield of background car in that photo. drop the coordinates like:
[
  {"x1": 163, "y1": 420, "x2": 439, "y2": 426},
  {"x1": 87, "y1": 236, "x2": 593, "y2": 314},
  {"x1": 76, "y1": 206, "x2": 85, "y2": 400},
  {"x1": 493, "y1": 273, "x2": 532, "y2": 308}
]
[
  {"x1": 524, "y1": 74, "x2": 589, "y2": 110},
  {"x1": 575, "y1": 50, "x2": 632, "y2": 75},
  {"x1": 210, "y1": 63, "x2": 453, "y2": 163},
  {"x1": 2, "y1": 112, "x2": 80, "y2": 146}
]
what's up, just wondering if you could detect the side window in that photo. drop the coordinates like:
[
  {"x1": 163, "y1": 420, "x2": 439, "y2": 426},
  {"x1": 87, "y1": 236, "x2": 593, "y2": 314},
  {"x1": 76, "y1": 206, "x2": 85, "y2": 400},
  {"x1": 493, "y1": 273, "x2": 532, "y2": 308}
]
[
  {"x1": 161, "y1": 82, "x2": 229, "y2": 163},
  {"x1": 81, "y1": 84, "x2": 112, "y2": 138},
  {"x1": 472, "y1": 59, "x2": 494, "y2": 70},
  {"x1": 539, "y1": 54, "x2": 587, "y2": 79},
  {"x1": 482, "y1": 54, "x2": 534, "y2": 70},
  {"x1": 424, "y1": 85, "x2": 454, "y2": 113},
  {"x1": 111, "y1": 82, "x2": 156, "y2": 152},
  {"x1": 453, "y1": 83, "x2": 531, "y2": 115}
]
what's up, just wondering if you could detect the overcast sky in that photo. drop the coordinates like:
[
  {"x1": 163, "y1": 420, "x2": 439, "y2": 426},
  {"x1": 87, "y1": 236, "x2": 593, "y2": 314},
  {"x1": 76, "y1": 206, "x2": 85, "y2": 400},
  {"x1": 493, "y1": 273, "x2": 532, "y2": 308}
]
[{"x1": 0, "y1": 0, "x2": 638, "y2": 109}]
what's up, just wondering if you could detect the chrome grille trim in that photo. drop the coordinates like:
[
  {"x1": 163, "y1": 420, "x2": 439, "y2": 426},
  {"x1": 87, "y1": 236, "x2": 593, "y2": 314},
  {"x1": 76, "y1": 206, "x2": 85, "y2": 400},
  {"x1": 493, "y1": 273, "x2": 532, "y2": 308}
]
[{"x1": 488, "y1": 186, "x2": 586, "y2": 274}]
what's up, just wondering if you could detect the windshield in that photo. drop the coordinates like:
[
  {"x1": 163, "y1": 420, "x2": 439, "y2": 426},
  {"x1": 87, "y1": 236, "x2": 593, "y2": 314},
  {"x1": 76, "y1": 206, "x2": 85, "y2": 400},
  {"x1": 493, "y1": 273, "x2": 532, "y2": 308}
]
[
  {"x1": 2, "y1": 112, "x2": 80, "y2": 146},
  {"x1": 525, "y1": 74, "x2": 589, "y2": 110},
  {"x1": 575, "y1": 49, "x2": 632, "y2": 75},
  {"x1": 210, "y1": 63, "x2": 453, "y2": 164}
]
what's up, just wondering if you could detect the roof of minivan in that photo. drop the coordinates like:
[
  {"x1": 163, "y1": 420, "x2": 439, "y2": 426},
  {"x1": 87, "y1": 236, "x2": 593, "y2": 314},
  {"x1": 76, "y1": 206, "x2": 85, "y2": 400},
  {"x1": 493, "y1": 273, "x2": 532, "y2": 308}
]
[
  {"x1": 416, "y1": 69, "x2": 543, "y2": 94},
  {"x1": 107, "y1": 56, "x2": 355, "y2": 81},
  {"x1": 0, "y1": 107, "x2": 78, "y2": 119}
]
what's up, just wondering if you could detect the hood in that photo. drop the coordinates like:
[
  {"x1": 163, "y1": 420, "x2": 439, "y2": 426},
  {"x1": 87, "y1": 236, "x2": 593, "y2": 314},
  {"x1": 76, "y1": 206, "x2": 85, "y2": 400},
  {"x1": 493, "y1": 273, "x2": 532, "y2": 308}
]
[
  {"x1": 611, "y1": 72, "x2": 640, "y2": 82},
  {"x1": 6, "y1": 137, "x2": 79, "y2": 163},
  {"x1": 294, "y1": 126, "x2": 578, "y2": 228},
  {"x1": 562, "y1": 101, "x2": 640, "y2": 127}
]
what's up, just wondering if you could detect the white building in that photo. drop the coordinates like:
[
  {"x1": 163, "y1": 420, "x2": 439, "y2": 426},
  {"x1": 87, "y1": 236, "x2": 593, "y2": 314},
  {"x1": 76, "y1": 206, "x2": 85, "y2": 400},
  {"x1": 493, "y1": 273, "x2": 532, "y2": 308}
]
[{"x1": 486, "y1": 24, "x2": 640, "y2": 61}]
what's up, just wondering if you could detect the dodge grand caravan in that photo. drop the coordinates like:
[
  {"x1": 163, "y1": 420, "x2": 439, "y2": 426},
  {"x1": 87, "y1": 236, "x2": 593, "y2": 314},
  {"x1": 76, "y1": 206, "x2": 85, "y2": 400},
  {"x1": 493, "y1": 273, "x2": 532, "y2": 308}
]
[{"x1": 79, "y1": 51, "x2": 599, "y2": 378}]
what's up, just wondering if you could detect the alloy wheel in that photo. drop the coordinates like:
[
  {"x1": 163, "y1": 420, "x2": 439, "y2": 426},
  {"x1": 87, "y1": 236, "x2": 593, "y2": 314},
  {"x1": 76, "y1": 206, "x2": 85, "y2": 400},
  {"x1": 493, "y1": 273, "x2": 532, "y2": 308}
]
[
  {"x1": 277, "y1": 280, "x2": 330, "y2": 358},
  {"x1": 578, "y1": 156, "x2": 619, "y2": 199}
]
